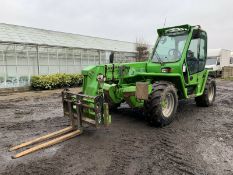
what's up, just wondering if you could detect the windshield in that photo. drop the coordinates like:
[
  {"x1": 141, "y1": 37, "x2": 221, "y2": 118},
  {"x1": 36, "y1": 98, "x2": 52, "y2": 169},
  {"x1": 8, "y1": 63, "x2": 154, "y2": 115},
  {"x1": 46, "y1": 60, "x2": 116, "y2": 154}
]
[
  {"x1": 152, "y1": 33, "x2": 188, "y2": 63},
  {"x1": 206, "y1": 57, "x2": 217, "y2": 65}
]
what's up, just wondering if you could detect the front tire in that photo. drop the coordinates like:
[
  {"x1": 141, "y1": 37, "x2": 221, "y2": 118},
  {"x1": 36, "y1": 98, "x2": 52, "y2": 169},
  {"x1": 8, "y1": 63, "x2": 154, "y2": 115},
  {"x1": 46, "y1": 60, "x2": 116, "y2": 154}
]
[
  {"x1": 195, "y1": 78, "x2": 216, "y2": 107},
  {"x1": 145, "y1": 81, "x2": 178, "y2": 126}
]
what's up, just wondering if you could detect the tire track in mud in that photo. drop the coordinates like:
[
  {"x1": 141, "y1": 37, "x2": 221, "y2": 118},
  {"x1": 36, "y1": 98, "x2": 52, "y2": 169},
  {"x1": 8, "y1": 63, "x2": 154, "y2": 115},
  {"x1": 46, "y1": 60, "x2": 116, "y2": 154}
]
[
  {"x1": 105, "y1": 134, "x2": 140, "y2": 174},
  {"x1": 1, "y1": 81, "x2": 233, "y2": 175},
  {"x1": 0, "y1": 96, "x2": 63, "y2": 130},
  {"x1": 215, "y1": 86, "x2": 233, "y2": 104},
  {"x1": 1, "y1": 117, "x2": 68, "y2": 131},
  {"x1": 0, "y1": 116, "x2": 69, "y2": 175},
  {"x1": 215, "y1": 92, "x2": 233, "y2": 103},
  {"x1": 149, "y1": 127, "x2": 207, "y2": 175},
  {"x1": 111, "y1": 83, "x2": 233, "y2": 175},
  {"x1": 216, "y1": 82, "x2": 233, "y2": 109},
  {"x1": 4, "y1": 157, "x2": 64, "y2": 175},
  {"x1": 0, "y1": 116, "x2": 69, "y2": 150},
  {"x1": 105, "y1": 127, "x2": 207, "y2": 175}
]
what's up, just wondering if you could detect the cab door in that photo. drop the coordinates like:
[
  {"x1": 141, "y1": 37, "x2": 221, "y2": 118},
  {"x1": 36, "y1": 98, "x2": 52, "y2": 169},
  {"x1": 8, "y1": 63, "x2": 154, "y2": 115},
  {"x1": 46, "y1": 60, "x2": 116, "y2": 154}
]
[{"x1": 185, "y1": 30, "x2": 207, "y2": 96}]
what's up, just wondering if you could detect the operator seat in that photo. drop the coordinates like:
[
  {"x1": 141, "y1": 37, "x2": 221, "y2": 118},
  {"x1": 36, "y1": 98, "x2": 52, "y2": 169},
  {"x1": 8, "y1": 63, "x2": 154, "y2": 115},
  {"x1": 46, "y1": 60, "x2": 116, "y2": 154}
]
[{"x1": 187, "y1": 50, "x2": 198, "y2": 74}]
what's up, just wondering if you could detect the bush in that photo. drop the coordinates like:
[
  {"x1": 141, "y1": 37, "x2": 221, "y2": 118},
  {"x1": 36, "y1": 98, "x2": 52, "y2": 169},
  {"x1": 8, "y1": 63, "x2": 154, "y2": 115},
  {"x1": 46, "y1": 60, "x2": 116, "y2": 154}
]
[{"x1": 31, "y1": 73, "x2": 83, "y2": 90}]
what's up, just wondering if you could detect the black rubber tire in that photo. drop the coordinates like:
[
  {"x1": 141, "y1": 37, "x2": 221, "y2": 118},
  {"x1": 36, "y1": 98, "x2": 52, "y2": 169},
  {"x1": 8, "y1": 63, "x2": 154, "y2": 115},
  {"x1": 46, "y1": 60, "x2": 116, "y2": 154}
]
[
  {"x1": 145, "y1": 81, "x2": 178, "y2": 126},
  {"x1": 195, "y1": 78, "x2": 216, "y2": 107}
]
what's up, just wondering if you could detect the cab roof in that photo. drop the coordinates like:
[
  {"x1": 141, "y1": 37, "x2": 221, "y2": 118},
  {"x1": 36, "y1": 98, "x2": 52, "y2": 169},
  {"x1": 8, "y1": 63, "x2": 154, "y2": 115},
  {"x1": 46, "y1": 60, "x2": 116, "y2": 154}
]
[{"x1": 157, "y1": 24, "x2": 205, "y2": 36}]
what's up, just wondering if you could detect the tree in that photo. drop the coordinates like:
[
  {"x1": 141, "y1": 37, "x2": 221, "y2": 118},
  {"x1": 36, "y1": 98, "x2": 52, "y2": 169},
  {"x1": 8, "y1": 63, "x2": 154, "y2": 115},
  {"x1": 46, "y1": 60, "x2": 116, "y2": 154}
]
[{"x1": 136, "y1": 39, "x2": 149, "y2": 62}]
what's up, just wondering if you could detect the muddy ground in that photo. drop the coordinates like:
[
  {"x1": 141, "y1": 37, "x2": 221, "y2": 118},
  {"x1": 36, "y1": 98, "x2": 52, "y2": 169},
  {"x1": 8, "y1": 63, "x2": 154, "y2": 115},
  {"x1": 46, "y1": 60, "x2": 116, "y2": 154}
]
[{"x1": 0, "y1": 79, "x2": 233, "y2": 175}]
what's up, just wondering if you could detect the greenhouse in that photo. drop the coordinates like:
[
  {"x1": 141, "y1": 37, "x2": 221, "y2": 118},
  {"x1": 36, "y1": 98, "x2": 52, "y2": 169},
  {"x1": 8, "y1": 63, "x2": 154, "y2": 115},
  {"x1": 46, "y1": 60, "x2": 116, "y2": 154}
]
[{"x1": 0, "y1": 23, "x2": 137, "y2": 89}]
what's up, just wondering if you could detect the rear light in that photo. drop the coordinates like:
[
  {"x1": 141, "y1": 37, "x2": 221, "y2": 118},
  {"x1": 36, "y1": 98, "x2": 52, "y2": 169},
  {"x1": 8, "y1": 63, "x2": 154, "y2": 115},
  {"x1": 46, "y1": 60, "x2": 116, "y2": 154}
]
[{"x1": 161, "y1": 67, "x2": 172, "y2": 73}]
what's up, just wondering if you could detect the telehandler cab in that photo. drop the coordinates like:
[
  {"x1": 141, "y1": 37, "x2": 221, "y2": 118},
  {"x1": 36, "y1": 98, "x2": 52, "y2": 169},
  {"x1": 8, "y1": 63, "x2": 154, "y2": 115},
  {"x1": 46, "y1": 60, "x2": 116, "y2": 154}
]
[{"x1": 10, "y1": 24, "x2": 216, "y2": 158}]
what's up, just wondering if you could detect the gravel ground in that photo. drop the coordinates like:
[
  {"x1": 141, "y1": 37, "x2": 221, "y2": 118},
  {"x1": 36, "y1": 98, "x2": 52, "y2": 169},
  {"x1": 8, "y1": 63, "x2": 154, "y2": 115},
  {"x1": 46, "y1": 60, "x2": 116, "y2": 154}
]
[{"x1": 0, "y1": 79, "x2": 233, "y2": 175}]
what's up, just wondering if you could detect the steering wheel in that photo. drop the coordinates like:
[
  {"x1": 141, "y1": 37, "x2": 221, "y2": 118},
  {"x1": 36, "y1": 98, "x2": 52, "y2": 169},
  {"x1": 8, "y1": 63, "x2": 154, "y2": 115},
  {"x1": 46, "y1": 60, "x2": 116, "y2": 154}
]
[{"x1": 168, "y1": 49, "x2": 181, "y2": 58}]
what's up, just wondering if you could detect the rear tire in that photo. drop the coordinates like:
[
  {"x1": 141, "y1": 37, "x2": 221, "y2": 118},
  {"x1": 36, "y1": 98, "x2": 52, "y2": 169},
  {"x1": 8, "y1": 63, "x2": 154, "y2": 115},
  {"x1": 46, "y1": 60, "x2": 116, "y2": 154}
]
[
  {"x1": 145, "y1": 81, "x2": 178, "y2": 126},
  {"x1": 195, "y1": 78, "x2": 216, "y2": 107}
]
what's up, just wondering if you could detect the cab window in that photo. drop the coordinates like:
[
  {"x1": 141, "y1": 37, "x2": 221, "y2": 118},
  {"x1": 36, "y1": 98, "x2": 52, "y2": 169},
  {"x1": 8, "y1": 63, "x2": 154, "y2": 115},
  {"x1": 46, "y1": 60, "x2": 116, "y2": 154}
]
[{"x1": 186, "y1": 30, "x2": 207, "y2": 74}]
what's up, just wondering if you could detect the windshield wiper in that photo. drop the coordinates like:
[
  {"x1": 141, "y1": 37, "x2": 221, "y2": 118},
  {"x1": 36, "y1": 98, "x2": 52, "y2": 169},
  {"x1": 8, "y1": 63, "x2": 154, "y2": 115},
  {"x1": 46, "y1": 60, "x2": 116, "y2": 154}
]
[{"x1": 154, "y1": 51, "x2": 164, "y2": 65}]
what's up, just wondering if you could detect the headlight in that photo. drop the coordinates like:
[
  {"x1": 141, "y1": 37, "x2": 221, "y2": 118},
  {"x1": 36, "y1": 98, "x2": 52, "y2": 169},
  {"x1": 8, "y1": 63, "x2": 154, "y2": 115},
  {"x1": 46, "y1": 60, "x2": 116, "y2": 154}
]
[{"x1": 161, "y1": 67, "x2": 172, "y2": 73}]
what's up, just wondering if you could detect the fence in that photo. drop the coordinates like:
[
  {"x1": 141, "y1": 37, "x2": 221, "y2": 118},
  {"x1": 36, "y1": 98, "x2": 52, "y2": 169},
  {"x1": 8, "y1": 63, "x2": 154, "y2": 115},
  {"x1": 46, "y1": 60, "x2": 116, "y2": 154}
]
[{"x1": 0, "y1": 43, "x2": 136, "y2": 89}]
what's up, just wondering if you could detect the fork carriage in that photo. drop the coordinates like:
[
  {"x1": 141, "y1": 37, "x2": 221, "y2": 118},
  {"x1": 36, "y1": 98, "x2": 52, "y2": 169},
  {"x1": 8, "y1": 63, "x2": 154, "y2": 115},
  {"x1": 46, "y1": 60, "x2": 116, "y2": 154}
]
[
  {"x1": 62, "y1": 89, "x2": 111, "y2": 129},
  {"x1": 9, "y1": 89, "x2": 110, "y2": 159}
]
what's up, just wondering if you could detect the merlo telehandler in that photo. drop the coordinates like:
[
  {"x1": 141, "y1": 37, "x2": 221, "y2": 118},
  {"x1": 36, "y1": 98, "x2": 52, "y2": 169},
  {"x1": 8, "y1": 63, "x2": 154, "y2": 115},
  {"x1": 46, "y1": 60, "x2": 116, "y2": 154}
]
[
  {"x1": 81, "y1": 24, "x2": 216, "y2": 125},
  {"x1": 10, "y1": 24, "x2": 216, "y2": 158}
]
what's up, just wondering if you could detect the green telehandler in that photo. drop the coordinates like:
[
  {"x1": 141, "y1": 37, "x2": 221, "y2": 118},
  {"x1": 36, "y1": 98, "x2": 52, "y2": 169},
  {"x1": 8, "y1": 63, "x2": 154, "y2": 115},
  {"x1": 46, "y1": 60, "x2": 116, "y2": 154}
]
[
  {"x1": 10, "y1": 24, "x2": 216, "y2": 158},
  {"x1": 80, "y1": 24, "x2": 216, "y2": 125}
]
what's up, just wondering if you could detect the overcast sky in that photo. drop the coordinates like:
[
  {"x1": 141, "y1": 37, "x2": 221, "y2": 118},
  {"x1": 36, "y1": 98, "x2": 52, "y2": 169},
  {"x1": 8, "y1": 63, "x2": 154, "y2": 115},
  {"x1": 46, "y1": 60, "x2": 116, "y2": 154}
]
[{"x1": 0, "y1": 0, "x2": 232, "y2": 50}]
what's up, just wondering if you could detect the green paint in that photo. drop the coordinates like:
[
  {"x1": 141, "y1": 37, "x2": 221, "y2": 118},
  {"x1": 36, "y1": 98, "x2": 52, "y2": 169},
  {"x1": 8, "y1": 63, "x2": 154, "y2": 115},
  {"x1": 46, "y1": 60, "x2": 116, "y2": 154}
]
[{"x1": 81, "y1": 24, "x2": 210, "y2": 118}]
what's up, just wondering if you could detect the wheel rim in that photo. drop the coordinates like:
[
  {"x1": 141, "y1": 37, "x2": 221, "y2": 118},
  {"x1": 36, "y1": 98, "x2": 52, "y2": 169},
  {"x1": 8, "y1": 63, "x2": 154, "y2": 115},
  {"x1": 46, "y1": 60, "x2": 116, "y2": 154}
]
[
  {"x1": 208, "y1": 84, "x2": 215, "y2": 102},
  {"x1": 161, "y1": 92, "x2": 175, "y2": 118}
]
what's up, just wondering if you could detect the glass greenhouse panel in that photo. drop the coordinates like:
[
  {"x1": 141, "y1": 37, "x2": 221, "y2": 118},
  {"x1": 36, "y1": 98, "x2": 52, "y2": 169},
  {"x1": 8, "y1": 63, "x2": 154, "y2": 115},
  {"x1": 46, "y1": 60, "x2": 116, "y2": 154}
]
[
  {"x1": 49, "y1": 53, "x2": 59, "y2": 66},
  {"x1": 6, "y1": 66, "x2": 17, "y2": 88},
  {"x1": 59, "y1": 66, "x2": 67, "y2": 73},
  {"x1": 74, "y1": 55, "x2": 81, "y2": 65},
  {"x1": 18, "y1": 65, "x2": 30, "y2": 86},
  {"x1": 67, "y1": 57, "x2": 74, "y2": 66},
  {"x1": 59, "y1": 54, "x2": 66, "y2": 65},
  {"x1": 0, "y1": 66, "x2": 5, "y2": 88},
  {"x1": 39, "y1": 66, "x2": 49, "y2": 75},
  {"x1": 0, "y1": 51, "x2": 4, "y2": 65},
  {"x1": 89, "y1": 55, "x2": 95, "y2": 65},
  {"x1": 29, "y1": 52, "x2": 37, "y2": 66},
  {"x1": 5, "y1": 53, "x2": 16, "y2": 65},
  {"x1": 66, "y1": 66, "x2": 77, "y2": 73},
  {"x1": 39, "y1": 53, "x2": 49, "y2": 65},
  {"x1": 49, "y1": 66, "x2": 59, "y2": 74},
  {"x1": 17, "y1": 52, "x2": 28, "y2": 65},
  {"x1": 28, "y1": 65, "x2": 37, "y2": 77}
]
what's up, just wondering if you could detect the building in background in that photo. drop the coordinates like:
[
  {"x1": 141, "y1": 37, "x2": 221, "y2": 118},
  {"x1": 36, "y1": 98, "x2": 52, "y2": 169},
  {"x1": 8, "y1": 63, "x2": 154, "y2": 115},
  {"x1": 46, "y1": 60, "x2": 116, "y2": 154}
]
[{"x1": 0, "y1": 23, "x2": 137, "y2": 89}]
